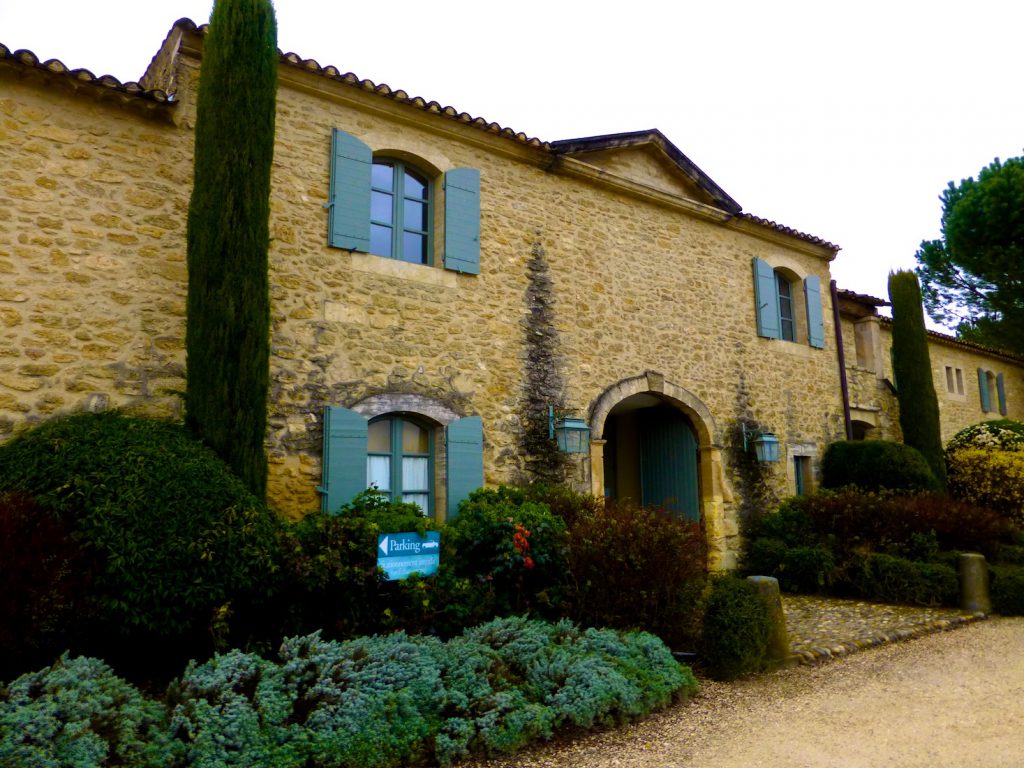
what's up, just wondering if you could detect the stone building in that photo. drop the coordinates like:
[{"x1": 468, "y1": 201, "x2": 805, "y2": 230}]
[{"x1": 1, "y1": 19, "x2": 1021, "y2": 568}]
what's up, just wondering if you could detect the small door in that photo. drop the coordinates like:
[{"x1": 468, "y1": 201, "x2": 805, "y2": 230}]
[{"x1": 638, "y1": 408, "x2": 700, "y2": 521}]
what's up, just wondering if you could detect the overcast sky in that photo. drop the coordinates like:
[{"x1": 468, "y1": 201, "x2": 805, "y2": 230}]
[{"x1": 4, "y1": 1, "x2": 1022, "y2": 328}]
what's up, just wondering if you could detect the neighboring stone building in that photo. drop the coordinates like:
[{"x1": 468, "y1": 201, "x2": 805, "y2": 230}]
[
  {"x1": 1, "y1": 19, "x2": 1016, "y2": 568},
  {"x1": 837, "y1": 290, "x2": 1024, "y2": 444}
]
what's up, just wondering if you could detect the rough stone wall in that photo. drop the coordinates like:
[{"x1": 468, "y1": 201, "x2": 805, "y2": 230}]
[
  {"x1": 1, "y1": 41, "x2": 846, "y2": 528},
  {"x1": 0, "y1": 75, "x2": 191, "y2": 439}
]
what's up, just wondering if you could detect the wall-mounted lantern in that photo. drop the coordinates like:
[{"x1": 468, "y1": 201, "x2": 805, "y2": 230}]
[
  {"x1": 742, "y1": 423, "x2": 780, "y2": 463},
  {"x1": 549, "y1": 406, "x2": 590, "y2": 454}
]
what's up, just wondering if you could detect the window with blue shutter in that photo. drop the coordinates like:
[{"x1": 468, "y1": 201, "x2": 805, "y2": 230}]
[
  {"x1": 997, "y1": 372, "x2": 1008, "y2": 415},
  {"x1": 446, "y1": 415, "x2": 484, "y2": 519},
  {"x1": 444, "y1": 168, "x2": 481, "y2": 275},
  {"x1": 753, "y1": 257, "x2": 781, "y2": 339},
  {"x1": 328, "y1": 129, "x2": 372, "y2": 251},
  {"x1": 978, "y1": 368, "x2": 992, "y2": 412},
  {"x1": 319, "y1": 405, "x2": 369, "y2": 514},
  {"x1": 804, "y1": 275, "x2": 826, "y2": 349}
]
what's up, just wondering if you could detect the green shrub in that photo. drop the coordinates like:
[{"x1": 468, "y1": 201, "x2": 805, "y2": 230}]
[
  {"x1": 0, "y1": 412, "x2": 283, "y2": 644},
  {"x1": 168, "y1": 618, "x2": 695, "y2": 767},
  {"x1": 700, "y1": 576, "x2": 772, "y2": 680},
  {"x1": 821, "y1": 440, "x2": 939, "y2": 492},
  {"x1": 0, "y1": 655, "x2": 175, "y2": 767},
  {"x1": 562, "y1": 499, "x2": 706, "y2": 649},
  {"x1": 947, "y1": 419, "x2": 1024, "y2": 452},
  {"x1": 745, "y1": 542, "x2": 836, "y2": 594},
  {"x1": 0, "y1": 492, "x2": 99, "y2": 681},
  {"x1": 443, "y1": 487, "x2": 570, "y2": 620},
  {"x1": 258, "y1": 489, "x2": 438, "y2": 644},
  {"x1": 846, "y1": 553, "x2": 958, "y2": 606},
  {"x1": 947, "y1": 448, "x2": 1024, "y2": 527},
  {"x1": 990, "y1": 565, "x2": 1024, "y2": 616},
  {"x1": 745, "y1": 499, "x2": 817, "y2": 548},
  {"x1": 994, "y1": 543, "x2": 1024, "y2": 566}
]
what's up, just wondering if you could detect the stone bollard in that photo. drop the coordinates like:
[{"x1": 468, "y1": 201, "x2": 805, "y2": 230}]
[
  {"x1": 746, "y1": 575, "x2": 791, "y2": 668},
  {"x1": 959, "y1": 552, "x2": 991, "y2": 614}
]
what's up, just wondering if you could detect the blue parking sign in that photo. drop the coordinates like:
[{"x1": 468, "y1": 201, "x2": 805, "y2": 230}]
[{"x1": 377, "y1": 531, "x2": 441, "y2": 581}]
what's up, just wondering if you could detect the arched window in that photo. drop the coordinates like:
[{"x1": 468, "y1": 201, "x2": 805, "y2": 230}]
[
  {"x1": 367, "y1": 414, "x2": 433, "y2": 514},
  {"x1": 370, "y1": 159, "x2": 431, "y2": 264}
]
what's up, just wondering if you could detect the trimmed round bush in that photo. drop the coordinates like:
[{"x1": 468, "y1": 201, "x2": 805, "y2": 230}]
[
  {"x1": 701, "y1": 575, "x2": 772, "y2": 680},
  {"x1": 821, "y1": 440, "x2": 939, "y2": 492},
  {"x1": 947, "y1": 419, "x2": 1024, "y2": 453},
  {"x1": 947, "y1": 448, "x2": 1024, "y2": 527},
  {"x1": 0, "y1": 412, "x2": 282, "y2": 640}
]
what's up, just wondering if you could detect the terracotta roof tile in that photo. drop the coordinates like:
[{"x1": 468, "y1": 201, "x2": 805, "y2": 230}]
[
  {"x1": 740, "y1": 213, "x2": 840, "y2": 252},
  {"x1": 878, "y1": 316, "x2": 1024, "y2": 364}
]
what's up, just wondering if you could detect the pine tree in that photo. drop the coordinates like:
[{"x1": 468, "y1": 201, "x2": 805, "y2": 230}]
[
  {"x1": 888, "y1": 270, "x2": 947, "y2": 490},
  {"x1": 185, "y1": 0, "x2": 278, "y2": 498}
]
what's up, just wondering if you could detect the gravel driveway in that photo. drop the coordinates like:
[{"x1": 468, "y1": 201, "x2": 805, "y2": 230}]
[{"x1": 464, "y1": 617, "x2": 1024, "y2": 768}]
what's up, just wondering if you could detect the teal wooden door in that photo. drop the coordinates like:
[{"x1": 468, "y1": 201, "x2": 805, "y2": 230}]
[{"x1": 638, "y1": 408, "x2": 700, "y2": 521}]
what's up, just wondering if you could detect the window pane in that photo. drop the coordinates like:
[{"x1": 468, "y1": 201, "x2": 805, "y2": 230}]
[
  {"x1": 371, "y1": 162, "x2": 394, "y2": 190},
  {"x1": 404, "y1": 171, "x2": 427, "y2": 200},
  {"x1": 367, "y1": 455, "x2": 391, "y2": 491},
  {"x1": 402, "y1": 493, "x2": 429, "y2": 515},
  {"x1": 371, "y1": 190, "x2": 393, "y2": 225},
  {"x1": 401, "y1": 232, "x2": 427, "y2": 264},
  {"x1": 403, "y1": 199, "x2": 428, "y2": 231},
  {"x1": 956, "y1": 368, "x2": 964, "y2": 395},
  {"x1": 402, "y1": 456, "x2": 429, "y2": 491},
  {"x1": 368, "y1": 419, "x2": 391, "y2": 452},
  {"x1": 402, "y1": 420, "x2": 429, "y2": 453},
  {"x1": 371, "y1": 224, "x2": 392, "y2": 257}
]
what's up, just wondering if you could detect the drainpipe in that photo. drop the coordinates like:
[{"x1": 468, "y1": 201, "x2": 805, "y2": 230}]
[{"x1": 831, "y1": 279, "x2": 853, "y2": 440}]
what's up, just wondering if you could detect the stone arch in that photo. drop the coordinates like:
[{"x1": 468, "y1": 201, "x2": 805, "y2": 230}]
[
  {"x1": 350, "y1": 392, "x2": 461, "y2": 425},
  {"x1": 588, "y1": 371, "x2": 737, "y2": 571}
]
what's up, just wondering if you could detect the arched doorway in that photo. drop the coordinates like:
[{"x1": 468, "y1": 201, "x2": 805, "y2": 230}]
[{"x1": 602, "y1": 395, "x2": 700, "y2": 520}]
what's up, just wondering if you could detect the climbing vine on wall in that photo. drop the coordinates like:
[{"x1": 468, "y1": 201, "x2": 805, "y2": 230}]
[
  {"x1": 519, "y1": 239, "x2": 570, "y2": 484},
  {"x1": 728, "y1": 373, "x2": 778, "y2": 528}
]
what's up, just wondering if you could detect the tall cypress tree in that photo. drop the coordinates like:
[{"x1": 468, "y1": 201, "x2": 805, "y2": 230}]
[
  {"x1": 888, "y1": 270, "x2": 947, "y2": 490},
  {"x1": 185, "y1": 0, "x2": 277, "y2": 498}
]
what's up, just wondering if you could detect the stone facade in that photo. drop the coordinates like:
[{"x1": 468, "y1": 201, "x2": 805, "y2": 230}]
[
  {"x1": 837, "y1": 291, "x2": 1024, "y2": 444},
  {"x1": 3, "y1": 20, "x2": 1015, "y2": 569}
]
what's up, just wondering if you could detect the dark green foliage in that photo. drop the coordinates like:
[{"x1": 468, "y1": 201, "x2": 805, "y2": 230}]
[
  {"x1": 443, "y1": 486, "x2": 570, "y2": 620},
  {"x1": 989, "y1": 564, "x2": 1024, "y2": 615},
  {"x1": 10, "y1": 620, "x2": 692, "y2": 767},
  {"x1": 821, "y1": 440, "x2": 939, "y2": 492},
  {"x1": 847, "y1": 553, "x2": 958, "y2": 606},
  {"x1": 254, "y1": 490, "x2": 438, "y2": 644},
  {"x1": 562, "y1": 499, "x2": 707, "y2": 649},
  {"x1": 185, "y1": 0, "x2": 278, "y2": 498},
  {"x1": 0, "y1": 655, "x2": 176, "y2": 767},
  {"x1": 915, "y1": 156, "x2": 1024, "y2": 353},
  {"x1": 887, "y1": 270, "x2": 948, "y2": 489},
  {"x1": 0, "y1": 412, "x2": 282, "y2": 645},
  {"x1": 994, "y1": 543, "x2": 1024, "y2": 566},
  {"x1": 746, "y1": 540, "x2": 835, "y2": 593},
  {"x1": 0, "y1": 492, "x2": 99, "y2": 682},
  {"x1": 700, "y1": 576, "x2": 772, "y2": 680},
  {"x1": 947, "y1": 419, "x2": 1024, "y2": 452}
]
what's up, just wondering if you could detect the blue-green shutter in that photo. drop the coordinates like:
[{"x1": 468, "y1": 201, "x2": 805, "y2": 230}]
[
  {"x1": 327, "y1": 129, "x2": 372, "y2": 251},
  {"x1": 638, "y1": 409, "x2": 700, "y2": 522},
  {"x1": 446, "y1": 415, "x2": 483, "y2": 519},
  {"x1": 443, "y1": 168, "x2": 481, "y2": 275},
  {"x1": 978, "y1": 368, "x2": 992, "y2": 412},
  {"x1": 319, "y1": 405, "x2": 368, "y2": 514},
  {"x1": 804, "y1": 275, "x2": 826, "y2": 349},
  {"x1": 997, "y1": 373, "x2": 1008, "y2": 415},
  {"x1": 752, "y1": 257, "x2": 781, "y2": 339}
]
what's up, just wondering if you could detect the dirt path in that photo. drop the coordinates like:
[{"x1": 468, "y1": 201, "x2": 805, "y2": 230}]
[{"x1": 466, "y1": 617, "x2": 1024, "y2": 768}]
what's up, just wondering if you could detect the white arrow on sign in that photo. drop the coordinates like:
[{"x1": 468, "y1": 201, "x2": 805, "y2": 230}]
[{"x1": 379, "y1": 535, "x2": 389, "y2": 556}]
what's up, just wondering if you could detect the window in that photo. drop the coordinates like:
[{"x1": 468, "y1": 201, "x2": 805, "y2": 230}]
[
  {"x1": 752, "y1": 258, "x2": 825, "y2": 348},
  {"x1": 794, "y1": 456, "x2": 812, "y2": 496},
  {"x1": 320, "y1": 405, "x2": 483, "y2": 521},
  {"x1": 368, "y1": 415, "x2": 432, "y2": 513},
  {"x1": 978, "y1": 368, "x2": 1007, "y2": 415},
  {"x1": 327, "y1": 128, "x2": 481, "y2": 274},
  {"x1": 945, "y1": 366, "x2": 965, "y2": 396},
  {"x1": 776, "y1": 272, "x2": 796, "y2": 342},
  {"x1": 370, "y1": 160, "x2": 431, "y2": 264}
]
